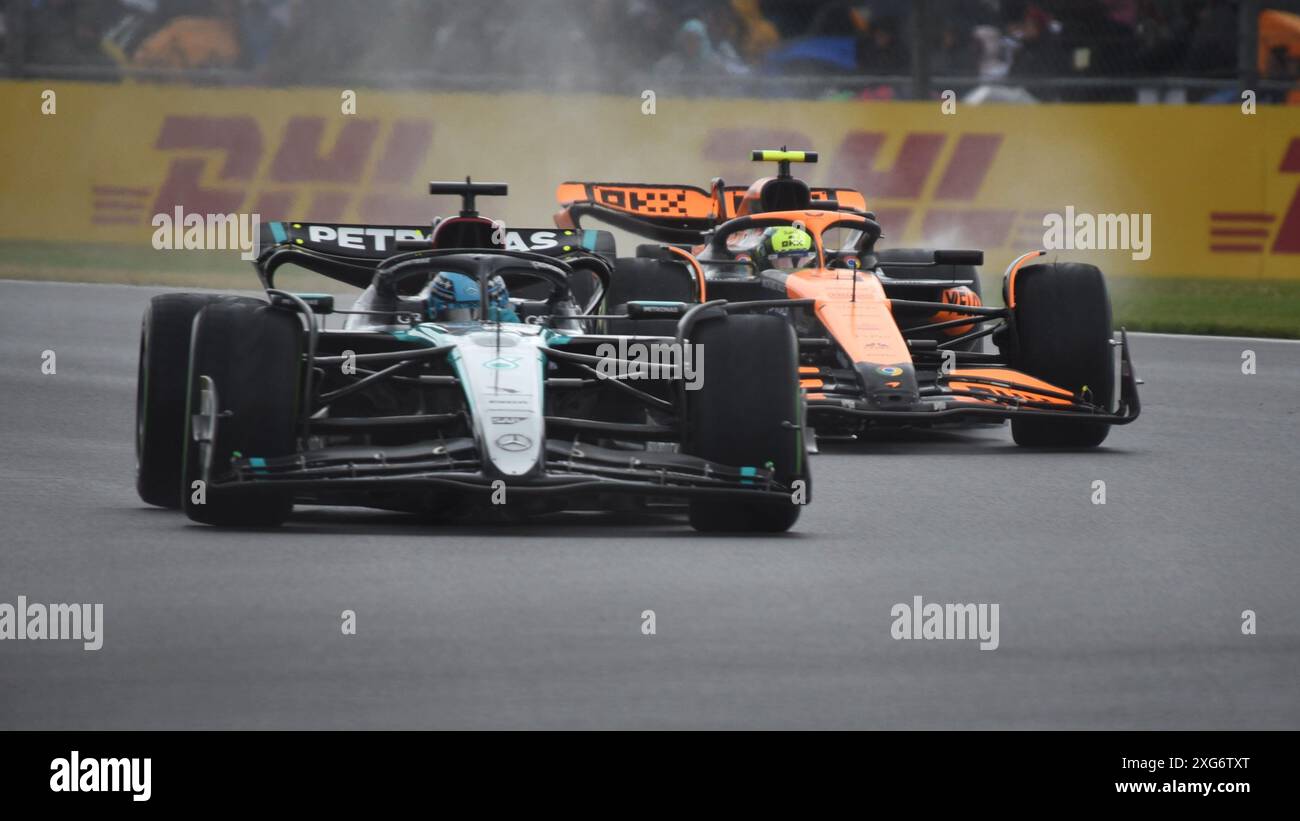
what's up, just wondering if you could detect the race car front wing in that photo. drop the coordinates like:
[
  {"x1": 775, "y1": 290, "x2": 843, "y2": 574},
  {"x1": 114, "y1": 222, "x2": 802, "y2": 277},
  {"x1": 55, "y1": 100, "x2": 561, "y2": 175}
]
[
  {"x1": 206, "y1": 437, "x2": 797, "y2": 502},
  {"x1": 804, "y1": 329, "x2": 1141, "y2": 425}
]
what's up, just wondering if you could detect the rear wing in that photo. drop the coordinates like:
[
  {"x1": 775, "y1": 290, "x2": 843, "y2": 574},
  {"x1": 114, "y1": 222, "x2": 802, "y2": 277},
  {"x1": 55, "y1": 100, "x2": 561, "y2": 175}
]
[
  {"x1": 554, "y1": 182, "x2": 869, "y2": 243},
  {"x1": 554, "y1": 183, "x2": 718, "y2": 241},
  {"x1": 255, "y1": 221, "x2": 615, "y2": 289}
]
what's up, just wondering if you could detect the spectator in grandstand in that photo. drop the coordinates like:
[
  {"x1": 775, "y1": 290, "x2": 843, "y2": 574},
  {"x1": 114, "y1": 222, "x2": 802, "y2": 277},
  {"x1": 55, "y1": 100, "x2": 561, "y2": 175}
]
[
  {"x1": 238, "y1": 0, "x2": 294, "y2": 72},
  {"x1": 409, "y1": 0, "x2": 488, "y2": 77},
  {"x1": 489, "y1": 0, "x2": 607, "y2": 89},
  {"x1": 1, "y1": 0, "x2": 1275, "y2": 105},
  {"x1": 1184, "y1": 0, "x2": 1238, "y2": 78},
  {"x1": 24, "y1": 0, "x2": 119, "y2": 76},
  {"x1": 1006, "y1": 2, "x2": 1068, "y2": 81},
  {"x1": 855, "y1": 13, "x2": 908, "y2": 75},
  {"x1": 760, "y1": 2, "x2": 864, "y2": 79},
  {"x1": 613, "y1": 0, "x2": 680, "y2": 78},
  {"x1": 258, "y1": 0, "x2": 370, "y2": 84},
  {"x1": 1102, "y1": 0, "x2": 1140, "y2": 27},
  {"x1": 100, "y1": 0, "x2": 164, "y2": 68},
  {"x1": 701, "y1": 0, "x2": 751, "y2": 69},
  {"x1": 805, "y1": 2, "x2": 867, "y2": 37},
  {"x1": 1130, "y1": 0, "x2": 1194, "y2": 77},
  {"x1": 652, "y1": 16, "x2": 749, "y2": 78},
  {"x1": 348, "y1": 0, "x2": 443, "y2": 78},
  {"x1": 930, "y1": 18, "x2": 982, "y2": 79},
  {"x1": 959, "y1": 1, "x2": 1048, "y2": 103},
  {"x1": 730, "y1": 0, "x2": 780, "y2": 62},
  {"x1": 1050, "y1": 0, "x2": 1144, "y2": 101},
  {"x1": 1001, "y1": 1, "x2": 1137, "y2": 101},
  {"x1": 1256, "y1": 8, "x2": 1300, "y2": 104},
  {"x1": 131, "y1": 0, "x2": 240, "y2": 71},
  {"x1": 970, "y1": 23, "x2": 1015, "y2": 81}
]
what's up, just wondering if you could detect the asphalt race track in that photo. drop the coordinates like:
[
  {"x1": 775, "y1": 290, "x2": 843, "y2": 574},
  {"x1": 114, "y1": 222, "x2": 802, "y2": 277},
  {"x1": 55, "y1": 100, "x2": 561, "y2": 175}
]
[{"x1": 1, "y1": 279, "x2": 1297, "y2": 729}]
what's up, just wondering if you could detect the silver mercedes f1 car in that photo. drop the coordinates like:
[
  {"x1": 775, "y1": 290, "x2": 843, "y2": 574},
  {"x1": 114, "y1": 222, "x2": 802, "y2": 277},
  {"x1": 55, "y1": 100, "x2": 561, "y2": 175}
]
[{"x1": 135, "y1": 181, "x2": 810, "y2": 532}]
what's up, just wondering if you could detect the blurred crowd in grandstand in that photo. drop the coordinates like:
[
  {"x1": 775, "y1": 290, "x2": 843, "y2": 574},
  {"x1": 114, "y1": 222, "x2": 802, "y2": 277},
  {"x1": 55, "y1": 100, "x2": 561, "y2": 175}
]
[{"x1": 4, "y1": 0, "x2": 1300, "y2": 102}]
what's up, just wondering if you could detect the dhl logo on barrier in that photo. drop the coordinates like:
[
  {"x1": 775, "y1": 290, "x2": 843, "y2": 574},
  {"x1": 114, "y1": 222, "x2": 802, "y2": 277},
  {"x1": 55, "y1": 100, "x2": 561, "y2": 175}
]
[
  {"x1": 94, "y1": 115, "x2": 437, "y2": 227},
  {"x1": 701, "y1": 126, "x2": 1300, "y2": 266},
  {"x1": 705, "y1": 128, "x2": 1064, "y2": 252},
  {"x1": 1, "y1": 81, "x2": 1298, "y2": 279}
]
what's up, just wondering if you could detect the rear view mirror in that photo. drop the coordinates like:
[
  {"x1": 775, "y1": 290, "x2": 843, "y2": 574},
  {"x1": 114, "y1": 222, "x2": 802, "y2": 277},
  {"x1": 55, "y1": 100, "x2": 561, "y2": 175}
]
[
  {"x1": 271, "y1": 293, "x2": 335, "y2": 314},
  {"x1": 933, "y1": 250, "x2": 984, "y2": 266},
  {"x1": 626, "y1": 301, "x2": 688, "y2": 319}
]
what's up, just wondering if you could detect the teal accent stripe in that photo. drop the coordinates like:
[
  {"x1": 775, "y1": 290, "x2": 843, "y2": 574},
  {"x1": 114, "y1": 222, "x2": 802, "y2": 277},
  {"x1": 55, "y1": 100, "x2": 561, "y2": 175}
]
[
  {"x1": 582, "y1": 229, "x2": 597, "y2": 250},
  {"x1": 269, "y1": 222, "x2": 287, "y2": 243},
  {"x1": 449, "y1": 349, "x2": 473, "y2": 413}
]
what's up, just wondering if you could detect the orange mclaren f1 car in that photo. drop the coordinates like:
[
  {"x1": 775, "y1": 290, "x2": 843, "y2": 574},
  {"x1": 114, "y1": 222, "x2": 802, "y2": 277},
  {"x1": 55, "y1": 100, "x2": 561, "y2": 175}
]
[{"x1": 553, "y1": 149, "x2": 1139, "y2": 447}]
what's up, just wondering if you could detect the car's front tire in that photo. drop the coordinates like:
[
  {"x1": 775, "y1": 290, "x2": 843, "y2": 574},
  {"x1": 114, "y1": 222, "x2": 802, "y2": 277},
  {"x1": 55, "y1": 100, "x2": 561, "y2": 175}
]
[
  {"x1": 181, "y1": 299, "x2": 302, "y2": 527},
  {"x1": 684, "y1": 313, "x2": 806, "y2": 532},
  {"x1": 1002, "y1": 261, "x2": 1115, "y2": 448}
]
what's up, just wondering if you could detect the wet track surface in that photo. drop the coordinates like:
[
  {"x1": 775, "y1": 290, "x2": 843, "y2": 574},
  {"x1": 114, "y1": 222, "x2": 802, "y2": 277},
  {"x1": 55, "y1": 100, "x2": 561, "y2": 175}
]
[{"x1": 1, "y1": 280, "x2": 1297, "y2": 729}]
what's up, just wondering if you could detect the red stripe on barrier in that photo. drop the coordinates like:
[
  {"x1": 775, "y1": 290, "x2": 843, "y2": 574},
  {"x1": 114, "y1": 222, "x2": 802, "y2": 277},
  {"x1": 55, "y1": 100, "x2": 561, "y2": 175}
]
[
  {"x1": 1210, "y1": 244, "x2": 1265, "y2": 252},
  {"x1": 1210, "y1": 228, "x2": 1269, "y2": 237},
  {"x1": 1209, "y1": 212, "x2": 1274, "y2": 222}
]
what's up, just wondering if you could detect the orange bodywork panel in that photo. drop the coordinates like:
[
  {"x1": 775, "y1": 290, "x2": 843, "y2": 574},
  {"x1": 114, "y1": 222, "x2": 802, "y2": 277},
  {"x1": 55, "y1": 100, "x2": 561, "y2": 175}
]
[
  {"x1": 758, "y1": 209, "x2": 910, "y2": 368},
  {"x1": 947, "y1": 368, "x2": 1076, "y2": 405},
  {"x1": 815, "y1": 188, "x2": 867, "y2": 212},
  {"x1": 785, "y1": 270, "x2": 910, "y2": 367},
  {"x1": 931, "y1": 286, "x2": 982, "y2": 336}
]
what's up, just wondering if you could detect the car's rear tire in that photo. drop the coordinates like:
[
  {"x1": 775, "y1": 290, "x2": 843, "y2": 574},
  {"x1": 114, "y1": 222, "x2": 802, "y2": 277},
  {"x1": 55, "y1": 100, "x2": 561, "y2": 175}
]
[
  {"x1": 136, "y1": 293, "x2": 261, "y2": 508},
  {"x1": 181, "y1": 300, "x2": 302, "y2": 526},
  {"x1": 604, "y1": 257, "x2": 697, "y2": 336},
  {"x1": 1004, "y1": 261, "x2": 1114, "y2": 448},
  {"x1": 684, "y1": 313, "x2": 806, "y2": 532}
]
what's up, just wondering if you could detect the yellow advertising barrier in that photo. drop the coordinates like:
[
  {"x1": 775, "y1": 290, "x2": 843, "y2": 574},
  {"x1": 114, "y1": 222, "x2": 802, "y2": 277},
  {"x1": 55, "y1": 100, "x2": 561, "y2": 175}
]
[{"x1": 2, "y1": 80, "x2": 1299, "y2": 279}]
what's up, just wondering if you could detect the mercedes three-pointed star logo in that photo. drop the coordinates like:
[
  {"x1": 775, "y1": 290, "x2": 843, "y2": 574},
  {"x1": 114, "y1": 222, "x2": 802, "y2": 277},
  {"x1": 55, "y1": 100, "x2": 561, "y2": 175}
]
[{"x1": 495, "y1": 433, "x2": 532, "y2": 452}]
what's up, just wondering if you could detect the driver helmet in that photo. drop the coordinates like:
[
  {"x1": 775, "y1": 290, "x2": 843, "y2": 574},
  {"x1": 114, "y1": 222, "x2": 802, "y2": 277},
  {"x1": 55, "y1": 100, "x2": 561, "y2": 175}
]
[
  {"x1": 427, "y1": 272, "x2": 516, "y2": 323},
  {"x1": 754, "y1": 226, "x2": 815, "y2": 271}
]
